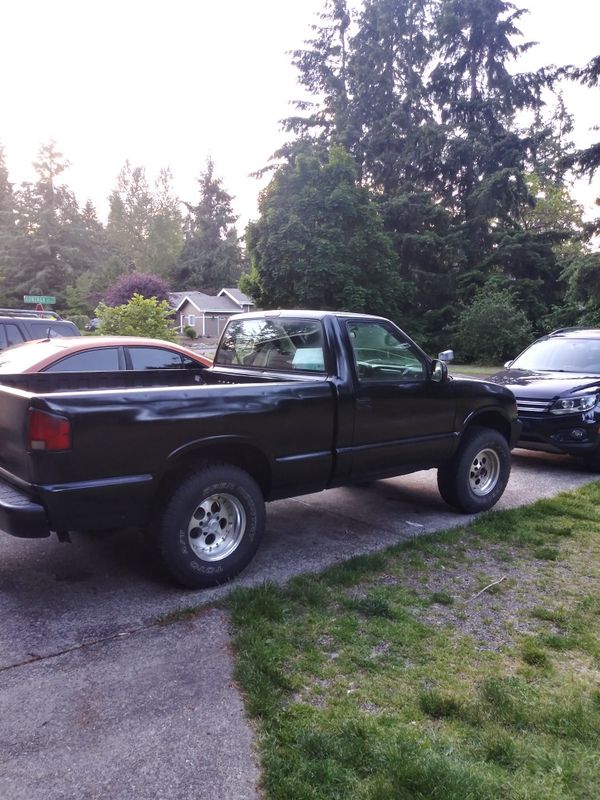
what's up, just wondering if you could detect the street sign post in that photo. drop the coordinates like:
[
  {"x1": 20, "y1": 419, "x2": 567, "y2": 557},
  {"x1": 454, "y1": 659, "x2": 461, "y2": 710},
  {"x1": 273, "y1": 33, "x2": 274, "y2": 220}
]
[{"x1": 23, "y1": 295, "x2": 56, "y2": 305}]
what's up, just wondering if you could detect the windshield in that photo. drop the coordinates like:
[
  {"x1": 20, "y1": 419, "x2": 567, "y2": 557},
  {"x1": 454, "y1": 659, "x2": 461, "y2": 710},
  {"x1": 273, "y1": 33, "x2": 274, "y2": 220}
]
[{"x1": 511, "y1": 338, "x2": 600, "y2": 373}]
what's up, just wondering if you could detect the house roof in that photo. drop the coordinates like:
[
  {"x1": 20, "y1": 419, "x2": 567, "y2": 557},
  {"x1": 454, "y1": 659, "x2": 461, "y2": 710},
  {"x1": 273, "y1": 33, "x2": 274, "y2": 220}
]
[
  {"x1": 218, "y1": 288, "x2": 253, "y2": 306},
  {"x1": 170, "y1": 289, "x2": 254, "y2": 314}
]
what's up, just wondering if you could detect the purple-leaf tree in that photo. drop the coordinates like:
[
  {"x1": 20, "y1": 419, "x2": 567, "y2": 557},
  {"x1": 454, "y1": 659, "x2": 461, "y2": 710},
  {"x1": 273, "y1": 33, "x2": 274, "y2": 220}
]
[{"x1": 104, "y1": 272, "x2": 171, "y2": 307}]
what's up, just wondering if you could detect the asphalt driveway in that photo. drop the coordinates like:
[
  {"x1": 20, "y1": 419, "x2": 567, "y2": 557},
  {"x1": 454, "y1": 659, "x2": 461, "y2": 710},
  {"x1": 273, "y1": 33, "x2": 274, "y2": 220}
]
[{"x1": 1, "y1": 450, "x2": 598, "y2": 799}]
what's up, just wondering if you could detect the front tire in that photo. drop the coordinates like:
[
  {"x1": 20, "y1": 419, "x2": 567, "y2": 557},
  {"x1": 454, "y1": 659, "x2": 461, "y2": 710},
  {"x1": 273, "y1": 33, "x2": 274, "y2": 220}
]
[
  {"x1": 148, "y1": 464, "x2": 265, "y2": 589},
  {"x1": 437, "y1": 427, "x2": 511, "y2": 513}
]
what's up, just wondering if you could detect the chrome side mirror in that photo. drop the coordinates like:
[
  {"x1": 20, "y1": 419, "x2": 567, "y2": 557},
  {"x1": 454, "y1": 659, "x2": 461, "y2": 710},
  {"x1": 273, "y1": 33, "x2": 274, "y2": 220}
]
[
  {"x1": 438, "y1": 349, "x2": 454, "y2": 363},
  {"x1": 431, "y1": 359, "x2": 448, "y2": 383}
]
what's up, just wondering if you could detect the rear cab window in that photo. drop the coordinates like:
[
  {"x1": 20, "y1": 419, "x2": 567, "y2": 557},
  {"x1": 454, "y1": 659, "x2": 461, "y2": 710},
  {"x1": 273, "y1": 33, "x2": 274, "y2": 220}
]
[{"x1": 215, "y1": 318, "x2": 326, "y2": 373}]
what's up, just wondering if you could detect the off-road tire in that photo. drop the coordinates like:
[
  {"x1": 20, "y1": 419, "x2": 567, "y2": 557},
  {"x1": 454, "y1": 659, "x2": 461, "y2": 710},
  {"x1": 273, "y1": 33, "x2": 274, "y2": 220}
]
[
  {"x1": 437, "y1": 427, "x2": 511, "y2": 513},
  {"x1": 148, "y1": 463, "x2": 265, "y2": 589}
]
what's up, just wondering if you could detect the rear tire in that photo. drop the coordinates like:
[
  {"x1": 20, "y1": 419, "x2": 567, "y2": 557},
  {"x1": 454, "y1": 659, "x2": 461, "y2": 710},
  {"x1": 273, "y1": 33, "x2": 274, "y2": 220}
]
[
  {"x1": 148, "y1": 464, "x2": 265, "y2": 589},
  {"x1": 437, "y1": 427, "x2": 511, "y2": 513}
]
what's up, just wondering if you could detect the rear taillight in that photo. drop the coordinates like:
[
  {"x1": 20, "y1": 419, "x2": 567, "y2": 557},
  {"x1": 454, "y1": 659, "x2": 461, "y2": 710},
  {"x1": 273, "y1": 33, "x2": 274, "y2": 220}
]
[{"x1": 28, "y1": 409, "x2": 71, "y2": 451}]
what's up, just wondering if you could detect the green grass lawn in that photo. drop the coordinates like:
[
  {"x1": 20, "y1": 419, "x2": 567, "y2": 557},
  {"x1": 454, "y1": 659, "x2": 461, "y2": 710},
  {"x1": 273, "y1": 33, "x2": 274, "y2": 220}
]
[
  {"x1": 228, "y1": 484, "x2": 600, "y2": 800},
  {"x1": 450, "y1": 363, "x2": 502, "y2": 378}
]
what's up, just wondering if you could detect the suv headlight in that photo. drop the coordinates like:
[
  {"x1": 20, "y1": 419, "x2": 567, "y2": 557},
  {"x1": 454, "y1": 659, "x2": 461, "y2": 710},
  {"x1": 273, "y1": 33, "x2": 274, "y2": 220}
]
[{"x1": 550, "y1": 394, "x2": 598, "y2": 414}]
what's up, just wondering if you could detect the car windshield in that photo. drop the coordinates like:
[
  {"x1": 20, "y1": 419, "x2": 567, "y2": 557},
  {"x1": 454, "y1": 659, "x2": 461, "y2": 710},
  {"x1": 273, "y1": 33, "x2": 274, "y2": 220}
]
[
  {"x1": 0, "y1": 341, "x2": 69, "y2": 372},
  {"x1": 511, "y1": 338, "x2": 600, "y2": 373}
]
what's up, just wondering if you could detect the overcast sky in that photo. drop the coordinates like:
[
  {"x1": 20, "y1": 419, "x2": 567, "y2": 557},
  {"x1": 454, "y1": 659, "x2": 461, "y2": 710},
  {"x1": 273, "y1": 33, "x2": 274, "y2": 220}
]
[{"x1": 1, "y1": 0, "x2": 598, "y2": 229}]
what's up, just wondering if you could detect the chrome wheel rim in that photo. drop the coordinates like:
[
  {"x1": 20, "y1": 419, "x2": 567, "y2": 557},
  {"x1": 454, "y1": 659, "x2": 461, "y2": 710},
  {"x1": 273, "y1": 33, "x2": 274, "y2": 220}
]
[
  {"x1": 469, "y1": 448, "x2": 501, "y2": 496},
  {"x1": 187, "y1": 493, "x2": 246, "y2": 561}
]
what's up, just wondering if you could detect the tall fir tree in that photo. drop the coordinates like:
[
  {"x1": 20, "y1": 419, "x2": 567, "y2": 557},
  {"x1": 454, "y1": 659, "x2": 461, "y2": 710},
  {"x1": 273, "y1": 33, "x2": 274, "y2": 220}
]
[
  {"x1": 174, "y1": 159, "x2": 243, "y2": 292},
  {"x1": 0, "y1": 146, "x2": 19, "y2": 303},
  {"x1": 6, "y1": 141, "x2": 92, "y2": 306}
]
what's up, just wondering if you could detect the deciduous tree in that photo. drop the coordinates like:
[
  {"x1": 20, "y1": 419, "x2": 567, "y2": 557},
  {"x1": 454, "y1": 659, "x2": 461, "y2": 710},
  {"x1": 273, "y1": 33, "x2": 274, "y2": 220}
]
[{"x1": 244, "y1": 145, "x2": 401, "y2": 317}]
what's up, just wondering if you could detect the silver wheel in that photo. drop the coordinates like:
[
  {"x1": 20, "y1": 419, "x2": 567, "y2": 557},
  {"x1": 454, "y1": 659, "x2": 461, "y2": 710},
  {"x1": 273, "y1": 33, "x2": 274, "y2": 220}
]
[
  {"x1": 468, "y1": 448, "x2": 501, "y2": 496},
  {"x1": 187, "y1": 492, "x2": 247, "y2": 562}
]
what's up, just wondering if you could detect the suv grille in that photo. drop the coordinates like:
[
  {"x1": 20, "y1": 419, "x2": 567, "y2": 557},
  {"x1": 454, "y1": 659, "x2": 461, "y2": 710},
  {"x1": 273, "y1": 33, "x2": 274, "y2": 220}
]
[{"x1": 516, "y1": 397, "x2": 552, "y2": 415}]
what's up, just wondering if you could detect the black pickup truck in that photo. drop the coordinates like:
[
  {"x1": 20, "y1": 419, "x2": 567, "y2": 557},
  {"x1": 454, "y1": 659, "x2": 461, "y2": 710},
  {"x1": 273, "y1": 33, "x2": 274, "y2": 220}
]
[{"x1": 0, "y1": 311, "x2": 520, "y2": 588}]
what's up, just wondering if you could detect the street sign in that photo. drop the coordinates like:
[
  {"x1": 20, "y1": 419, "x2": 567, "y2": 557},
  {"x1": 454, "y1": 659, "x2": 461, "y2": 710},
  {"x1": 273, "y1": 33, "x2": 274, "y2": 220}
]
[{"x1": 23, "y1": 295, "x2": 56, "y2": 305}]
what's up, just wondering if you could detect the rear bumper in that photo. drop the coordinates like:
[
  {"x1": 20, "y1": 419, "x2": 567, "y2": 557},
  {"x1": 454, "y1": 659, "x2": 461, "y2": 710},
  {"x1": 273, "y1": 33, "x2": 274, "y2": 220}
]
[{"x1": 0, "y1": 477, "x2": 51, "y2": 539}]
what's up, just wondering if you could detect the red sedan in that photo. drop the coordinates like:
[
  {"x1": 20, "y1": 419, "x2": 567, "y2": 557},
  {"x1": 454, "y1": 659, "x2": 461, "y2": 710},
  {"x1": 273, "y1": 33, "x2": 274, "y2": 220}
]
[{"x1": 0, "y1": 336, "x2": 212, "y2": 373}]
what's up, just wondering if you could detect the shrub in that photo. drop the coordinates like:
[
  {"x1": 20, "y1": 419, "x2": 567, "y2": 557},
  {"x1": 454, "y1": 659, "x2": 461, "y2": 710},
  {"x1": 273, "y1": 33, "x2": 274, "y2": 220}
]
[
  {"x1": 183, "y1": 325, "x2": 196, "y2": 340},
  {"x1": 96, "y1": 294, "x2": 176, "y2": 341},
  {"x1": 454, "y1": 288, "x2": 533, "y2": 363},
  {"x1": 65, "y1": 314, "x2": 90, "y2": 331}
]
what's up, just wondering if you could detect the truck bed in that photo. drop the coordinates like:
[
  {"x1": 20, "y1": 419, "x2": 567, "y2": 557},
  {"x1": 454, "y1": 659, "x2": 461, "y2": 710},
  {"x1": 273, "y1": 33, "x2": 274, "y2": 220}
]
[{"x1": 0, "y1": 369, "x2": 207, "y2": 394}]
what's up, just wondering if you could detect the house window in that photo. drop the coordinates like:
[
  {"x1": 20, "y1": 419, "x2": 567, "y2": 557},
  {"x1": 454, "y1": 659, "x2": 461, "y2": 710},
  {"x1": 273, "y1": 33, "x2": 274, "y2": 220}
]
[{"x1": 187, "y1": 315, "x2": 196, "y2": 326}]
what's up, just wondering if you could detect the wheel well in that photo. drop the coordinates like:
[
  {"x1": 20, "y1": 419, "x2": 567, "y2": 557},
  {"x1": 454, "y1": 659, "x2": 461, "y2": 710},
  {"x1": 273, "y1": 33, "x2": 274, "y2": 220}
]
[
  {"x1": 464, "y1": 412, "x2": 512, "y2": 443},
  {"x1": 156, "y1": 444, "x2": 271, "y2": 503}
]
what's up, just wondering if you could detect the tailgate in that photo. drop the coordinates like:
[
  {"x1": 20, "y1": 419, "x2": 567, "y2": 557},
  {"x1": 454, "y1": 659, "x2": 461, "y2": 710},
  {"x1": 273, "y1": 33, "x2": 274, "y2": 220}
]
[{"x1": 0, "y1": 384, "x2": 34, "y2": 484}]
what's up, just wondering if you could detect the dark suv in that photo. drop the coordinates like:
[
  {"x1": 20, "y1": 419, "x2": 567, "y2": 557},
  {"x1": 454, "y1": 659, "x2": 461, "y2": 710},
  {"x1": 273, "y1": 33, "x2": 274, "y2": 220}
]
[
  {"x1": 489, "y1": 328, "x2": 600, "y2": 470},
  {"x1": 0, "y1": 309, "x2": 80, "y2": 351}
]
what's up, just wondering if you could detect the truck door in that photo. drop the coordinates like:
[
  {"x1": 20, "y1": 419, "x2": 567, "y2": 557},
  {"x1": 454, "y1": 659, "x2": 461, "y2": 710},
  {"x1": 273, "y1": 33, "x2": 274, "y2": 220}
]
[{"x1": 345, "y1": 320, "x2": 456, "y2": 479}]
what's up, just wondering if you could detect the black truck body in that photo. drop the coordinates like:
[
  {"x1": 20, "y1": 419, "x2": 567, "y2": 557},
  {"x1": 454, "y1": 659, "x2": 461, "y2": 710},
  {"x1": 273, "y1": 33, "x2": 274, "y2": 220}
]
[{"x1": 0, "y1": 311, "x2": 520, "y2": 587}]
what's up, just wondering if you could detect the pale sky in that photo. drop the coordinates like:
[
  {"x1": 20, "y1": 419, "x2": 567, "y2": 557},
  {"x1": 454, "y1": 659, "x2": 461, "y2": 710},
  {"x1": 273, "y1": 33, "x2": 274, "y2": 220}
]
[{"x1": 1, "y1": 0, "x2": 598, "y2": 230}]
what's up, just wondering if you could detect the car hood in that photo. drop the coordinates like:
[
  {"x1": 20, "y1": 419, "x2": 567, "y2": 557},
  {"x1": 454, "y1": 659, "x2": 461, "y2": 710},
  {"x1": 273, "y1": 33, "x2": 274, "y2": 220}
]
[{"x1": 488, "y1": 369, "x2": 600, "y2": 400}]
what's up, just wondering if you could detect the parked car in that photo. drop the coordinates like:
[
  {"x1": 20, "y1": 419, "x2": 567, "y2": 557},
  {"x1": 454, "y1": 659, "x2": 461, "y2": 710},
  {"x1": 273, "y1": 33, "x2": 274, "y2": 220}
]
[
  {"x1": 489, "y1": 327, "x2": 600, "y2": 470},
  {"x1": 0, "y1": 336, "x2": 212, "y2": 373},
  {"x1": 0, "y1": 310, "x2": 519, "y2": 588},
  {"x1": 0, "y1": 308, "x2": 80, "y2": 350}
]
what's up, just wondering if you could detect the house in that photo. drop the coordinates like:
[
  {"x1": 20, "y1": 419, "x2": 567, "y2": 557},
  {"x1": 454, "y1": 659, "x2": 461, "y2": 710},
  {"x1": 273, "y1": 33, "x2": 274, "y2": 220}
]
[{"x1": 170, "y1": 288, "x2": 255, "y2": 338}]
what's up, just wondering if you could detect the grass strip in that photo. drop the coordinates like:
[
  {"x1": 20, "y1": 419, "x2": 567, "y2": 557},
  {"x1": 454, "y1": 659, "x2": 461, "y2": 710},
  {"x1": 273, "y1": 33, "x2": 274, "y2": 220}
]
[{"x1": 228, "y1": 482, "x2": 600, "y2": 799}]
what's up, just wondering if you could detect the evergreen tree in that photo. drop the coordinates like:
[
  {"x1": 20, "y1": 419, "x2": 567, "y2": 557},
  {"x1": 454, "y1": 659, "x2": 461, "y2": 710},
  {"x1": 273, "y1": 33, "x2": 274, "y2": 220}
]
[
  {"x1": 528, "y1": 95, "x2": 575, "y2": 186},
  {"x1": 285, "y1": 0, "x2": 354, "y2": 149},
  {"x1": 174, "y1": 159, "x2": 243, "y2": 292},
  {"x1": 348, "y1": 0, "x2": 458, "y2": 344},
  {"x1": 568, "y1": 55, "x2": 600, "y2": 179},
  {"x1": 428, "y1": 0, "x2": 563, "y2": 321},
  {"x1": 349, "y1": 0, "x2": 438, "y2": 192},
  {"x1": 0, "y1": 146, "x2": 19, "y2": 303},
  {"x1": 5, "y1": 141, "x2": 92, "y2": 306}
]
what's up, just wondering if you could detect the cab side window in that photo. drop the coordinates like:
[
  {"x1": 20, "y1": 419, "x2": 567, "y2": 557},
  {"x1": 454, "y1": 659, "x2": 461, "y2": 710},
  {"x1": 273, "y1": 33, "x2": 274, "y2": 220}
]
[{"x1": 347, "y1": 321, "x2": 426, "y2": 381}]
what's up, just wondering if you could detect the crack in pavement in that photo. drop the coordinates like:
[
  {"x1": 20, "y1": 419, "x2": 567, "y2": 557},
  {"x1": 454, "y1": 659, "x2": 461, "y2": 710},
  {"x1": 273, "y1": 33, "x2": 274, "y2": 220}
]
[{"x1": 0, "y1": 607, "x2": 216, "y2": 673}]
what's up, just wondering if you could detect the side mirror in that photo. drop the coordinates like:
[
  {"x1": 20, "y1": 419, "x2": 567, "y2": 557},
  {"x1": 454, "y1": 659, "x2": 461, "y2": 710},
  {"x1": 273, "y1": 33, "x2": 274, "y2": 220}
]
[
  {"x1": 504, "y1": 360, "x2": 513, "y2": 368},
  {"x1": 431, "y1": 359, "x2": 448, "y2": 383},
  {"x1": 438, "y1": 349, "x2": 454, "y2": 363}
]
